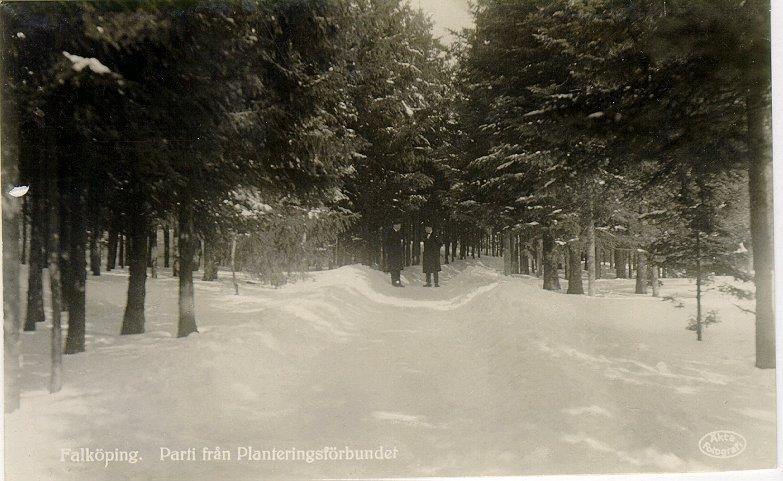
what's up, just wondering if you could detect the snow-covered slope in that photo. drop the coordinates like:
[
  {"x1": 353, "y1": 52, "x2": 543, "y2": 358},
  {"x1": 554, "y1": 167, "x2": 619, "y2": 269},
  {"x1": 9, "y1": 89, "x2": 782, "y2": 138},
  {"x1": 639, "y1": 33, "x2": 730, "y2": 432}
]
[{"x1": 5, "y1": 259, "x2": 776, "y2": 480}]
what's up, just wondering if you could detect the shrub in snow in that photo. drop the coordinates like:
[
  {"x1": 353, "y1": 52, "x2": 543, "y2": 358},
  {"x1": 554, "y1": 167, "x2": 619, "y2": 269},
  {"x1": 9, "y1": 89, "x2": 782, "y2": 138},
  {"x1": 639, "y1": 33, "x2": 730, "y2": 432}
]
[{"x1": 687, "y1": 310, "x2": 719, "y2": 331}]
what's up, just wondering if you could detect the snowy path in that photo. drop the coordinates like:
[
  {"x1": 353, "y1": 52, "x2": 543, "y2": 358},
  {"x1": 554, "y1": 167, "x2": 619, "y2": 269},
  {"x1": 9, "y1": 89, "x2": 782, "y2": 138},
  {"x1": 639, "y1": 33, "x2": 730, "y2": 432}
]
[{"x1": 6, "y1": 258, "x2": 776, "y2": 480}]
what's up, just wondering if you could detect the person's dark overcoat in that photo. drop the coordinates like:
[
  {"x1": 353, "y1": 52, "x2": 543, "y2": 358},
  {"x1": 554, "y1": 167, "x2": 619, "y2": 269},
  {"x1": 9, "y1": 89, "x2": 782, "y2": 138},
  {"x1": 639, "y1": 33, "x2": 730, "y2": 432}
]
[
  {"x1": 422, "y1": 232, "x2": 441, "y2": 273},
  {"x1": 385, "y1": 227, "x2": 404, "y2": 271}
]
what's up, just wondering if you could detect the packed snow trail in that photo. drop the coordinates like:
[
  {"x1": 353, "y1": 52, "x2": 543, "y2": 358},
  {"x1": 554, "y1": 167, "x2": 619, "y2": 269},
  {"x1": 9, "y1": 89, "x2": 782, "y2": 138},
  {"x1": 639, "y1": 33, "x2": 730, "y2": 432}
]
[{"x1": 6, "y1": 258, "x2": 776, "y2": 480}]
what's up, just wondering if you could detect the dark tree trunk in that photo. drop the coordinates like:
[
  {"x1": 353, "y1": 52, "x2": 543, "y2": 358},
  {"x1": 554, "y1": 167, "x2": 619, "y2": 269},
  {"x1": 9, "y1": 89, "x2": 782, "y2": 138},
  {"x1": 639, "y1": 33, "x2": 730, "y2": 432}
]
[
  {"x1": 20, "y1": 195, "x2": 27, "y2": 264},
  {"x1": 231, "y1": 234, "x2": 239, "y2": 295},
  {"x1": 147, "y1": 231, "x2": 155, "y2": 268},
  {"x1": 536, "y1": 238, "x2": 543, "y2": 278},
  {"x1": 149, "y1": 229, "x2": 158, "y2": 279},
  {"x1": 194, "y1": 237, "x2": 203, "y2": 271},
  {"x1": 412, "y1": 217, "x2": 420, "y2": 265},
  {"x1": 404, "y1": 220, "x2": 411, "y2": 267},
  {"x1": 614, "y1": 249, "x2": 627, "y2": 278},
  {"x1": 595, "y1": 246, "x2": 602, "y2": 279},
  {"x1": 24, "y1": 185, "x2": 45, "y2": 330},
  {"x1": 120, "y1": 233, "x2": 129, "y2": 268},
  {"x1": 163, "y1": 227, "x2": 170, "y2": 268},
  {"x1": 747, "y1": 87, "x2": 775, "y2": 368},
  {"x1": 89, "y1": 228, "x2": 101, "y2": 276},
  {"x1": 566, "y1": 243, "x2": 584, "y2": 294},
  {"x1": 202, "y1": 232, "x2": 219, "y2": 281},
  {"x1": 650, "y1": 260, "x2": 660, "y2": 297},
  {"x1": 502, "y1": 231, "x2": 512, "y2": 275},
  {"x1": 106, "y1": 229, "x2": 118, "y2": 271},
  {"x1": 695, "y1": 231, "x2": 703, "y2": 341},
  {"x1": 521, "y1": 244, "x2": 530, "y2": 275},
  {"x1": 3, "y1": 101, "x2": 22, "y2": 412},
  {"x1": 635, "y1": 251, "x2": 648, "y2": 294},
  {"x1": 587, "y1": 192, "x2": 597, "y2": 296},
  {"x1": 172, "y1": 225, "x2": 179, "y2": 277},
  {"x1": 64, "y1": 176, "x2": 87, "y2": 355},
  {"x1": 120, "y1": 208, "x2": 148, "y2": 335},
  {"x1": 59, "y1": 173, "x2": 72, "y2": 312},
  {"x1": 47, "y1": 174, "x2": 63, "y2": 392},
  {"x1": 542, "y1": 230, "x2": 561, "y2": 291},
  {"x1": 177, "y1": 203, "x2": 198, "y2": 338}
]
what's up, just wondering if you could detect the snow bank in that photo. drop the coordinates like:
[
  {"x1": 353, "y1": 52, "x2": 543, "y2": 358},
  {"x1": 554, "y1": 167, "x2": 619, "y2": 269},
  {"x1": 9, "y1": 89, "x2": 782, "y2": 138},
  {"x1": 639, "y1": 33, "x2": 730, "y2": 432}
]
[{"x1": 5, "y1": 258, "x2": 775, "y2": 480}]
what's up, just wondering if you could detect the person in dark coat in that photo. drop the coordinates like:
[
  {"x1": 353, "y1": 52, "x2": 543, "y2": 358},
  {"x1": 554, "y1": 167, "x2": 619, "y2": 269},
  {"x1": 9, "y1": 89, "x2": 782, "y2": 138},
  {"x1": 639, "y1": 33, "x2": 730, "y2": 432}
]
[
  {"x1": 385, "y1": 221, "x2": 404, "y2": 287},
  {"x1": 422, "y1": 224, "x2": 441, "y2": 287}
]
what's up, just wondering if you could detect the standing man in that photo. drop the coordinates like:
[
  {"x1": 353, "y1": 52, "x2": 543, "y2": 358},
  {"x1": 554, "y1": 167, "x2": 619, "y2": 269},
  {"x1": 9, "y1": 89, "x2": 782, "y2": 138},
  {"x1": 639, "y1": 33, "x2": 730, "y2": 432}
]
[
  {"x1": 385, "y1": 220, "x2": 404, "y2": 287},
  {"x1": 422, "y1": 224, "x2": 441, "y2": 287}
]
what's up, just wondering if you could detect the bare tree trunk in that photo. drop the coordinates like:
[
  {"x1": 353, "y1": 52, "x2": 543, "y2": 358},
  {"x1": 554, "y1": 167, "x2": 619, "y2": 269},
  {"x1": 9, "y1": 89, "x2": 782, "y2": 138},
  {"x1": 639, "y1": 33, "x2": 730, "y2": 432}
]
[
  {"x1": 696, "y1": 231, "x2": 703, "y2": 341},
  {"x1": 231, "y1": 233, "x2": 239, "y2": 295},
  {"x1": 542, "y1": 229, "x2": 561, "y2": 291},
  {"x1": 451, "y1": 233, "x2": 458, "y2": 259},
  {"x1": 147, "y1": 231, "x2": 154, "y2": 268},
  {"x1": 20, "y1": 195, "x2": 27, "y2": 264},
  {"x1": 202, "y1": 232, "x2": 219, "y2": 281},
  {"x1": 149, "y1": 229, "x2": 158, "y2": 279},
  {"x1": 196, "y1": 237, "x2": 204, "y2": 271},
  {"x1": 178, "y1": 203, "x2": 198, "y2": 338},
  {"x1": 118, "y1": 233, "x2": 125, "y2": 268},
  {"x1": 502, "y1": 231, "x2": 512, "y2": 275},
  {"x1": 123, "y1": 232, "x2": 131, "y2": 269},
  {"x1": 121, "y1": 207, "x2": 148, "y2": 335},
  {"x1": 404, "y1": 218, "x2": 412, "y2": 267},
  {"x1": 156, "y1": 227, "x2": 165, "y2": 273},
  {"x1": 64, "y1": 175, "x2": 87, "y2": 355},
  {"x1": 635, "y1": 251, "x2": 648, "y2": 294},
  {"x1": 566, "y1": 243, "x2": 584, "y2": 294},
  {"x1": 163, "y1": 227, "x2": 170, "y2": 268},
  {"x1": 587, "y1": 194, "x2": 597, "y2": 296},
  {"x1": 650, "y1": 260, "x2": 660, "y2": 297},
  {"x1": 595, "y1": 246, "x2": 602, "y2": 279},
  {"x1": 510, "y1": 233, "x2": 519, "y2": 273},
  {"x1": 47, "y1": 175, "x2": 63, "y2": 393},
  {"x1": 747, "y1": 87, "x2": 775, "y2": 368},
  {"x1": 412, "y1": 215, "x2": 420, "y2": 265},
  {"x1": 58, "y1": 174, "x2": 72, "y2": 312},
  {"x1": 24, "y1": 184, "x2": 45, "y2": 330},
  {"x1": 614, "y1": 248, "x2": 627, "y2": 278},
  {"x1": 172, "y1": 225, "x2": 179, "y2": 277},
  {"x1": 3, "y1": 103, "x2": 22, "y2": 411},
  {"x1": 89, "y1": 227, "x2": 101, "y2": 276},
  {"x1": 106, "y1": 229, "x2": 118, "y2": 271},
  {"x1": 536, "y1": 237, "x2": 543, "y2": 278}
]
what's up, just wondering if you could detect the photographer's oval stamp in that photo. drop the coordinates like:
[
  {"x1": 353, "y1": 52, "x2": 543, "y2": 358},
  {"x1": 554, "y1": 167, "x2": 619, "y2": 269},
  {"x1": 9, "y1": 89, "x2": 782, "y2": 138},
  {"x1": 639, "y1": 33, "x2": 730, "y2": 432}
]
[{"x1": 698, "y1": 431, "x2": 747, "y2": 458}]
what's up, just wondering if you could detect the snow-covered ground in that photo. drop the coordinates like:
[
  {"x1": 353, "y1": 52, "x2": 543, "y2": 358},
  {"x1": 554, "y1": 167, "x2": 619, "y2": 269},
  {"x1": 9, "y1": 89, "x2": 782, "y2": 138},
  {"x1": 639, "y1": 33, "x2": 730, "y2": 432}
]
[{"x1": 5, "y1": 258, "x2": 776, "y2": 480}]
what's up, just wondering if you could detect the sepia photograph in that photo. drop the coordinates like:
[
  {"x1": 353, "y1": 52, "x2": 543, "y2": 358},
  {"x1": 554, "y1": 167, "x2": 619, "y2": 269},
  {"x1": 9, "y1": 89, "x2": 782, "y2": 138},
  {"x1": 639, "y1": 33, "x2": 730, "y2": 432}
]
[{"x1": 0, "y1": 0, "x2": 778, "y2": 480}]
